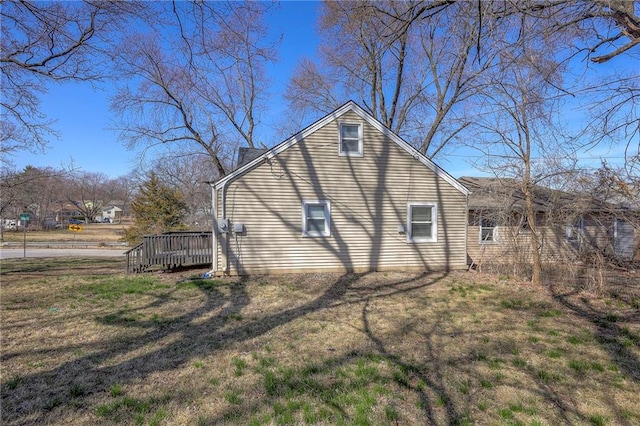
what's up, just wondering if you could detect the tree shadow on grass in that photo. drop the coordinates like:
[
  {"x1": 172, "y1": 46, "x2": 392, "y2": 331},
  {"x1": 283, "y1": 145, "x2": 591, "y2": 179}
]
[
  {"x1": 548, "y1": 284, "x2": 640, "y2": 383},
  {"x1": 2, "y1": 271, "x2": 455, "y2": 425}
]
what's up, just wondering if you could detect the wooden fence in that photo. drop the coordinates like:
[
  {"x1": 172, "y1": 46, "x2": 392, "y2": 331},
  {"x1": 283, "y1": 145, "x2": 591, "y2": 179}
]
[{"x1": 125, "y1": 232, "x2": 212, "y2": 273}]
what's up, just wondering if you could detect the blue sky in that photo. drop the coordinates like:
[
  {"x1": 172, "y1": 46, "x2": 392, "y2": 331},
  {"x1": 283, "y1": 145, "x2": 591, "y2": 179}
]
[
  {"x1": 12, "y1": 1, "x2": 635, "y2": 180},
  {"x1": 14, "y1": 1, "x2": 321, "y2": 178}
]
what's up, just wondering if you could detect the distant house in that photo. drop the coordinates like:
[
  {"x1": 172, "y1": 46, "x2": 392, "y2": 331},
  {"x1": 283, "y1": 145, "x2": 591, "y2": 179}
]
[
  {"x1": 102, "y1": 205, "x2": 123, "y2": 223},
  {"x1": 209, "y1": 101, "x2": 470, "y2": 275},
  {"x1": 55, "y1": 203, "x2": 82, "y2": 223},
  {"x1": 460, "y1": 177, "x2": 638, "y2": 269}
]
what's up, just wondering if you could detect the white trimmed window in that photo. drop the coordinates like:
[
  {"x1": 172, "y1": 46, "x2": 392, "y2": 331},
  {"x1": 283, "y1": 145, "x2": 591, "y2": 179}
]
[
  {"x1": 302, "y1": 200, "x2": 331, "y2": 237},
  {"x1": 407, "y1": 202, "x2": 437, "y2": 243},
  {"x1": 566, "y1": 217, "x2": 583, "y2": 243},
  {"x1": 480, "y1": 215, "x2": 498, "y2": 243},
  {"x1": 339, "y1": 123, "x2": 363, "y2": 156}
]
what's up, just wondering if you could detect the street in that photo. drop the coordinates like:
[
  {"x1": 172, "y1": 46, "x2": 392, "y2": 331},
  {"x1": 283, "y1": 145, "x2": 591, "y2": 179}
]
[{"x1": 0, "y1": 248, "x2": 126, "y2": 259}]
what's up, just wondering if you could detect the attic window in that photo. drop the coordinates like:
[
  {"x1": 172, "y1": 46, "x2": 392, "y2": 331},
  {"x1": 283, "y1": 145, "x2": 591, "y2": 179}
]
[{"x1": 339, "y1": 123, "x2": 363, "y2": 157}]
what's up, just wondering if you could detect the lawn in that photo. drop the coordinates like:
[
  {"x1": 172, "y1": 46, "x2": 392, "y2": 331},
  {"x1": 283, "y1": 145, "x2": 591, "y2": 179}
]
[{"x1": 1, "y1": 258, "x2": 639, "y2": 425}]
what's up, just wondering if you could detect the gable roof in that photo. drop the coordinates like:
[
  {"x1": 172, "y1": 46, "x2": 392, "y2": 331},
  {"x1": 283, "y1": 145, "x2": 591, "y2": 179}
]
[
  {"x1": 213, "y1": 101, "x2": 469, "y2": 195},
  {"x1": 459, "y1": 176, "x2": 613, "y2": 213},
  {"x1": 236, "y1": 147, "x2": 268, "y2": 169}
]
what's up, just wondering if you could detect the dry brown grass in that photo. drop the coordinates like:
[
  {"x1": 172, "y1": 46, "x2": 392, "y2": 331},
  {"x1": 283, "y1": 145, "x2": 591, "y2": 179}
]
[
  {"x1": 1, "y1": 224, "x2": 128, "y2": 243},
  {"x1": 1, "y1": 259, "x2": 639, "y2": 425}
]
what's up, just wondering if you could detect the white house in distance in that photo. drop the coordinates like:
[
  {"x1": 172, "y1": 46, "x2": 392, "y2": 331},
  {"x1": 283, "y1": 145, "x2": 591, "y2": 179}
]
[
  {"x1": 209, "y1": 101, "x2": 470, "y2": 275},
  {"x1": 101, "y1": 205, "x2": 122, "y2": 223}
]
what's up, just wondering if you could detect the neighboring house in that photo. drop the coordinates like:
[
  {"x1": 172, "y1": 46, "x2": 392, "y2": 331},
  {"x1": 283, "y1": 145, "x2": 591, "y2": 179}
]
[
  {"x1": 54, "y1": 203, "x2": 82, "y2": 223},
  {"x1": 102, "y1": 205, "x2": 123, "y2": 222},
  {"x1": 460, "y1": 177, "x2": 638, "y2": 269},
  {"x1": 209, "y1": 101, "x2": 470, "y2": 275}
]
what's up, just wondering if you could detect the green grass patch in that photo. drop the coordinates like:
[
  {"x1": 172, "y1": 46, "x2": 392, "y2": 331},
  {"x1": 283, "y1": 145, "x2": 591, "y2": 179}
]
[
  {"x1": 540, "y1": 309, "x2": 563, "y2": 318},
  {"x1": 501, "y1": 298, "x2": 526, "y2": 310},
  {"x1": 545, "y1": 348, "x2": 564, "y2": 359},
  {"x1": 231, "y1": 357, "x2": 248, "y2": 376},
  {"x1": 589, "y1": 414, "x2": 609, "y2": 426},
  {"x1": 568, "y1": 359, "x2": 590, "y2": 373},
  {"x1": 96, "y1": 396, "x2": 149, "y2": 417},
  {"x1": 109, "y1": 384, "x2": 124, "y2": 397},
  {"x1": 223, "y1": 389, "x2": 243, "y2": 405},
  {"x1": 258, "y1": 354, "x2": 398, "y2": 424},
  {"x1": 80, "y1": 276, "x2": 167, "y2": 300},
  {"x1": 3, "y1": 375, "x2": 22, "y2": 391},
  {"x1": 567, "y1": 332, "x2": 592, "y2": 345}
]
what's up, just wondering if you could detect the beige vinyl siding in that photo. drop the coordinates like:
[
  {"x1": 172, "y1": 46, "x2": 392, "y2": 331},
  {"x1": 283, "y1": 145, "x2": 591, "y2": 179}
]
[
  {"x1": 582, "y1": 216, "x2": 613, "y2": 250},
  {"x1": 467, "y1": 214, "x2": 618, "y2": 267},
  {"x1": 467, "y1": 225, "x2": 577, "y2": 266},
  {"x1": 217, "y1": 111, "x2": 467, "y2": 274}
]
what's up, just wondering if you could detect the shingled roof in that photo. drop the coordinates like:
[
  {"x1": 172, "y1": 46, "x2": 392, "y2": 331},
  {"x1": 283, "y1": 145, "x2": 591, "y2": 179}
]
[
  {"x1": 459, "y1": 177, "x2": 598, "y2": 213},
  {"x1": 235, "y1": 147, "x2": 268, "y2": 169}
]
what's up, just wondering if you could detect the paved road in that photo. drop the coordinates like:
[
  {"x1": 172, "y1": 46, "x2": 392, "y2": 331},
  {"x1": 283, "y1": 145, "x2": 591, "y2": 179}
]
[{"x1": 0, "y1": 248, "x2": 126, "y2": 259}]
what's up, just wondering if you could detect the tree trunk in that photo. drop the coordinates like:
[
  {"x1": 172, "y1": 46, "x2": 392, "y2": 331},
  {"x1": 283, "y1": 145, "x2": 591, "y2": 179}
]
[{"x1": 523, "y1": 174, "x2": 542, "y2": 286}]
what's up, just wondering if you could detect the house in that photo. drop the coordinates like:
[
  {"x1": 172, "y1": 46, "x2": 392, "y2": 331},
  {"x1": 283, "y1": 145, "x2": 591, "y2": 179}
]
[
  {"x1": 54, "y1": 203, "x2": 82, "y2": 223},
  {"x1": 102, "y1": 205, "x2": 123, "y2": 223},
  {"x1": 460, "y1": 176, "x2": 638, "y2": 270},
  {"x1": 209, "y1": 101, "x2": 470, "y2": 275}
]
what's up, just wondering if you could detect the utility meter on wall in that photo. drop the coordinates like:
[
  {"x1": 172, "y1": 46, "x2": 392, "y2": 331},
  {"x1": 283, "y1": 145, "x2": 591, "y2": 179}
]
[
  {"x1": 233, "y1": 222, "x2": 245, "y2": 234},
  {"x1": 218, "y1": 218, "x2": 230, "y2": 233}
]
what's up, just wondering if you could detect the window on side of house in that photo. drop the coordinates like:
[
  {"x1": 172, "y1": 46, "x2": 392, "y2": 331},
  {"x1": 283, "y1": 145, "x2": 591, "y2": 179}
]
[
  {"x1": 480, "y1": 215, "x2": 498, "y2": 243},
  {"x1": 302, "y1": 200, "x2": 331, "y2": 237},
  {"x1": 566, "y1": 217, "x2": 583, "y2": 243},
  {"x1": 407, "y1": 203, "x2": 437, "y2": 243},
  {"x1": 339, "y1": 123, "x2": 363, "y2": 156},
  {"x1": 518, "y1": 212, "x2": 531, "y2": 232}
]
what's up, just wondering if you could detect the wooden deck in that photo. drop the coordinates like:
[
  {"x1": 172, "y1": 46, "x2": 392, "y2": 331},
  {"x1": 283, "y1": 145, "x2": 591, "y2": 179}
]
[{"x1": 125, "y1": 232, "x2": 212, "y2": 273}]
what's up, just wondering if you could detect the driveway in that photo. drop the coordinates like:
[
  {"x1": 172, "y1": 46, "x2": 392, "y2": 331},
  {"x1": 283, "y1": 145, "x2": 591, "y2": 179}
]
[{"x1": 0, "y1": 248, "x2": 126, "y2": 259}]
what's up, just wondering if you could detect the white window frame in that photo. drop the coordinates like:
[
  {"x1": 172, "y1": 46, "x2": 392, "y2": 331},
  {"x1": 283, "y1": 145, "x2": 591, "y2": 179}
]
[
  {"x1": 479, "y1": 214, "x2": 498, "y2": 244},
  {"x1": 566, "y1": 217, "x2": 583, "y2": 243},
  {"x1": 302, "y1": 200, "x2": 331, "y2": 237},
  {"x1": 338, "y1": 122, "x2": 363, "y2": 157},
  {"x1": 407, "y1": 202, "x2": 437, "y2": 243}
]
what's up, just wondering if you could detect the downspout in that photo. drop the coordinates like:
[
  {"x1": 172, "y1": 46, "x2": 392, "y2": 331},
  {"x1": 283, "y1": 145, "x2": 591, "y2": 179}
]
[
  {"x1": 220, "y1": 181, "x2": 228, "y2": 274},
  {"x1": 211, "y1": 183, "x2": 218, "y2": 275},
  {"x1": 465, "y1": 191, "x2": 470, "y2": 270},
  {"x1": 209, "y1": 180, "x2": 228, "y2": 275}
]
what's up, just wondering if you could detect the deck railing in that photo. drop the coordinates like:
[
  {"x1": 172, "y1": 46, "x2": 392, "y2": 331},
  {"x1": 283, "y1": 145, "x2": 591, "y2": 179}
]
[{"x1": 124, "y1": 231, "x2": 212, "y2": 273}]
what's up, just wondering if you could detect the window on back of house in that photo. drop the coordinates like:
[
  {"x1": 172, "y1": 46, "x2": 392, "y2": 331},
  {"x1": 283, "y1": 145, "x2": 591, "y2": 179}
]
[
  {"x1": 407, "y1": 203, "x2": 437, "y2": 243},
  {"x1": 480, "y1": 215, "x2": 498, "y2": 243},
  {"x1": 302, "y1": 200, "x2": 331, "y2": 237},
  {"x1": 339, "y1": 123, "x2": 363, "y2": 156},
  {"x1": 566, "y1": 217, "x2": 583, "y2": 243}
]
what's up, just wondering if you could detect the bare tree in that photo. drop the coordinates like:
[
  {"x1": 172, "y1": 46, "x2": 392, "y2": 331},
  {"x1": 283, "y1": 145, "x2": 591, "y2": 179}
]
[
  {"x1": 501, "y1": 0, "x2": 640, "y2": 168},
  {"x1": 469, "y1": 10, "x2": 577, "y2": 285},
  {"x1": 0, "y1": 1, "x2": 137, "y2": 165},
  {"x1": 0, "y1": 165, "x2": 68, "y2": 236},
  {"x1": 519, "y1": 0, "x2": 640, "y2": 64},
  {"x1": 149, "y1": 153, "x2": 214, "y2": 230},
  {"x1": 111, "y1": 1, "x2": 276, "y2": 178},
  {"x1": 106, "y1": 172, "x2": 139, "y2": 220},
  {"x1": 285, "y1": 1, "x2": 501, "y2": 157},
  {"x1": 65, "y1": 171, "x2": 113, "y2": 223}
]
